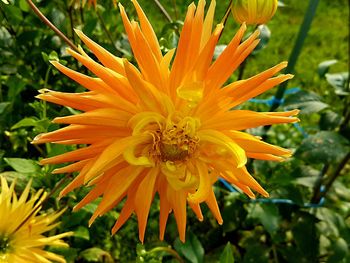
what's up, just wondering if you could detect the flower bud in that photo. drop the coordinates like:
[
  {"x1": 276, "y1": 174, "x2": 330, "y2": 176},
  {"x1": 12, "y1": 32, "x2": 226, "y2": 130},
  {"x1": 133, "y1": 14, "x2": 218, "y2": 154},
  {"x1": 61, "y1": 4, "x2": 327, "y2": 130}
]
[{"x1": 231, "y1": 0, "x2": 278, "y2": 25}]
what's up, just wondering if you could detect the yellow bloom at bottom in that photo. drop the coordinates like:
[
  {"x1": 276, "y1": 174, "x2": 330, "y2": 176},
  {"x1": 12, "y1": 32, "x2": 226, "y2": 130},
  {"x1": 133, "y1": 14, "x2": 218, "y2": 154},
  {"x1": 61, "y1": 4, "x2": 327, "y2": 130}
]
[
  {"x1": 33, "y1": 0, "x2": 298, "y2": 242},
  {"x1": 0, "y1": 177, "x2": 72, "y2": 263}
]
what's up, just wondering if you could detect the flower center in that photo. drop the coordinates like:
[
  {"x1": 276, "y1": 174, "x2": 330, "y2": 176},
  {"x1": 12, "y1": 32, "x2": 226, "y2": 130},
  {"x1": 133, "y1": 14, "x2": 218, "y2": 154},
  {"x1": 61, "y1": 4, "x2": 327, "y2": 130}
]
[
  {"x1": 151, "y1": 116, "x2": 200, "y2": 163},
  {"x1": 0, "y1": 233, "x2": 11, "y2": 256}
]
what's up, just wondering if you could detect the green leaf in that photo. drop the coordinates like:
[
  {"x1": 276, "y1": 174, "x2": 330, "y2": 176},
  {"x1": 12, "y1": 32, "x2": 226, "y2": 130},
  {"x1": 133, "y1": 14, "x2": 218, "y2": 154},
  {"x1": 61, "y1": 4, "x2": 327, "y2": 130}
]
[
  {"x1": 74, "y1": 226, "x2": 90, "y2": 241},
  {"x1": 6, "y1": 75, "x2": 26, "y2": 101},
  {"x1": 318, "y1": 59, "x2": 337, "y2": 78},
  {"x1": 252, "y1": 24, "x2": 271, "y2": 54},
  {"x1": 0, "y1": 102, "x2": 10, "y2": 114},
  {"x1": 295, "y1": 176, "x2": 317, "y2": 188},
  {"x1": 4, "y1": 158, "x2": 40, "y2": 174},
  {"x1": 0, "y1": 171, "x2": 39, "y2": 189},
  {"x1": 2, "y1": 5, "x2": 22, "y2": 24},
  {"x1": 11, "y1": 117, "x2": 38, "y2": 130},
  {"x1": 0, "y1": 26, "x2": 13, "y2": 47},
  {"x1": 292, "y1": 212, "x2": 319, "y2": 261},
  {"x1": 327, "y1": 238, "x2": 348, "y2": 263},
  {"x1": 79, "y1": 247, "x2": 113, "y2": 263},
  {"x1": 326, "y1": 72, "x2": 349, "y2": 96},
  {"x1": 284, "y1": 90, "x2": 329, "y2": 114},
  {"x1": 319, "y1": 111, "x2": 343, "y2": 131},
  {"x1": 174, "y1": 232, "x2": 204, "y2": 263},
  {"x1": 249, "y1": 203, "x2": 280, "y2": 234},
  {"x1": 278, "y1": 1, "x2": 286, "y2": 7},
  {"x1": 295, "y1": 131, "x2": 350, "y2": 164},
  {"x1": 220, "y1": 242, "x2": 234, "y2": 263},
  {"x1": 19, "y1": 0, "x2": 29, "y2": 12}
]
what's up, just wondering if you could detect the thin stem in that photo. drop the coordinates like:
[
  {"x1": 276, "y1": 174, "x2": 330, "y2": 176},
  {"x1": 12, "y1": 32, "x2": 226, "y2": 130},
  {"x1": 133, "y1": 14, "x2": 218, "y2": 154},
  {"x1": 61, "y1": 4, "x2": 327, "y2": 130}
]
[
  {"x1": 96, "y1": 9, "x2": 118, "y2": 53},
  {"x1": 67, "y1": 5, "x2": 76, "y2": 44},
  {"x1": 26, "y1": 0, "x2": 79, "y2": 52},
  {"x1": 272, "y1": 245, "x2": 279, "y2": 263},
  {"x1": 218, "y1": 0, "x2": 233, "y2": 42},
  {"x1": 237, "y1": 59, "x2": 247, "y2": 80},
  {"x1": 0, "y1": 83, "x2": 3, "y2": 102},
  {"x1": 311, "y1": 153, "x2": 350, "y2": 204},
  {"x1": 32, "y1": 142, "x2": 45, "y2": 156},
  {"x1": 323, "y1": 152, "x2": 350, "y2": 197},
  {"x1": 45, "y1": 173, "x2": 72, "y2": 200},
  {"x1": 80, "y1": 3, "x2": 85, "y2": 24},
  {"x1": 310, "y1": 164, "x2": 329, "y2": 203},
  {"x1": 269, "y1": 0, "x2": 320, "y2": 112},
  {"x1": 42, "y1": 66, "x2": 51, "y2": 119},
  {"x1": 153, "y1": 0, "x2": 173, "y2": 23},
  {"x1": 148, "y1": 247, "x2": 184, "y2": 263},
  {"x1": 220, "y1": 0, "x2": 233, "y2": 25},
  {"x1": 172, "y1": 0, "x2": 178, "y2": 20},
  {"x1": 340, "y1": 106, "x2": 350, "y2": 134}
]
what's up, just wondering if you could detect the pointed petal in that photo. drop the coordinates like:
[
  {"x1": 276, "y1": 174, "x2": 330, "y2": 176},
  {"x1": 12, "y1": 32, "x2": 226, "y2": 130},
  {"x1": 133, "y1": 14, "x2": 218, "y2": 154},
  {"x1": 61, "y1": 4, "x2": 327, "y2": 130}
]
[
  {"x1": 200, "y1": 0, "x2": 216, "y2": 49},
  {"x1": 135, "y1": 168, "x2": 159, "y2": 242},
  {"x1": 168, "y1": 188, "x2": 187, "y2": 242},
  {"x1": 131, "y1": 0, "x2": 162, "y2": 61},
  {"x1": 74, "y1": 29, "x2": 125, "y2": 75},
  {"x1": 205, "y1": 189, "x2": 223, "y2": 224}
]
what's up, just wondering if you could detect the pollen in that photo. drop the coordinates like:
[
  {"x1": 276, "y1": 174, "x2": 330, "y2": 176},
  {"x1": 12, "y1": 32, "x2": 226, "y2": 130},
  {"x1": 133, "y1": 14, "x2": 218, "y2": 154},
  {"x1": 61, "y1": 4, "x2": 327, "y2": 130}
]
[{"x1": 151, "y1": 116, "x2": 200, "y2": 163}]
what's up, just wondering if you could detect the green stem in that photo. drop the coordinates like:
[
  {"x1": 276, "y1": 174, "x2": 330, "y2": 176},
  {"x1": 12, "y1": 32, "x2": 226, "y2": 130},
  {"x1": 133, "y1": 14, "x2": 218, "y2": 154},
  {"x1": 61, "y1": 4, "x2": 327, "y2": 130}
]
[
  {"x1": 43, "y1": 66, "x2": 51, "y2": 119},
  {"x1": 153, "y1": 0, "x2": 173, "y2": 23},
  {"x1": 310, "y1": 164, "x2": 329, "y2": 203},
  {"x1": 67, "y1": 5, "x2": 76, "y2": 44},
  {"x1": 340, "y1": 105, "x2": 350, "y2": 134},
  {"x1": 269, "y1": 0, "x2": 320, "y2": 112},
  {"x1": 26, "y1": 0, "x2": 79, "y2": 52},
  {"x1": 172, "y1": 0, "x2": 178, "y2": 20},
  {"x1": 96, "y1": 9, "x2": 119, "y2": 53},
  {"x1": 220, "y1": 0, "x2": 233, "y2": 25},
  {"x1": 45, "y1": 173, "x2": 72, "y2": 200},
  {"x1": 0, "y1": 83, "x2": 3, "y2": 102},
  {"x1": 218, "y1": 0, "x2": 233, "y2": 42},
  {"x1": 148, "y1": 247, "x2": 184, "y2": 263},
  {"x1": 323, "y1": 152, "x2": 350, "y2": 197}
]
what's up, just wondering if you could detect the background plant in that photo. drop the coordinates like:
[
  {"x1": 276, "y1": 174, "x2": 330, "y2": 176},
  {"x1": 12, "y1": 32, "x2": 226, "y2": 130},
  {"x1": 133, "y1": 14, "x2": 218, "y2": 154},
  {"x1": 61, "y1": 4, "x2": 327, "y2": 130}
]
[{"x1": 0, "y1": 0, "x2": 349, "y2": 262}]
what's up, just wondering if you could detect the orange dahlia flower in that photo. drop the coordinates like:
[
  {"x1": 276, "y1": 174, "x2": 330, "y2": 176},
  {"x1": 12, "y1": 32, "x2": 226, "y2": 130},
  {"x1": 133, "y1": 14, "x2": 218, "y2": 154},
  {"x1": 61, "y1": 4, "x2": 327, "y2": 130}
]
[{"x1": 34, "y1": 0, "x2": 298, "y2": 242}]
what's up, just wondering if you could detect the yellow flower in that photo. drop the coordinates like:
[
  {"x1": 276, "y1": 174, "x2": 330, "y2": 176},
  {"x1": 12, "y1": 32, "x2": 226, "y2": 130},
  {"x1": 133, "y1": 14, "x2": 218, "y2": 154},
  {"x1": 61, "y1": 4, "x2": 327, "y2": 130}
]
[
  {"x1": 33, "y1": 0, "x2": 298, "y2": 242},
  {"x1": 0, "y1": 177, "x2": 72, "y2": 263},
  {"x1": 231, "y1": 0, "x2": 278, "y2": 25}
]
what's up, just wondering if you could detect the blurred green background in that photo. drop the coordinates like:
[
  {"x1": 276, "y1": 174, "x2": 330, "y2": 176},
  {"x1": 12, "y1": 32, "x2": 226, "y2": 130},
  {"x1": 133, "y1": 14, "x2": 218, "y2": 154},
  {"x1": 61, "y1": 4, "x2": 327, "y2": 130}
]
[{"x1": 0, "y1": 0, "x2": 349, "y2": 262}]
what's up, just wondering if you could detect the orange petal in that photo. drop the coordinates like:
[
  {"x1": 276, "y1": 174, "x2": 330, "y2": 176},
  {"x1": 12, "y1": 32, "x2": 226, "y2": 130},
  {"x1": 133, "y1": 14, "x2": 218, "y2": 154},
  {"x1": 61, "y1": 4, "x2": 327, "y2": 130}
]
[{"x1": 135, "y1": 168, "x2": 159, "y2": 242}]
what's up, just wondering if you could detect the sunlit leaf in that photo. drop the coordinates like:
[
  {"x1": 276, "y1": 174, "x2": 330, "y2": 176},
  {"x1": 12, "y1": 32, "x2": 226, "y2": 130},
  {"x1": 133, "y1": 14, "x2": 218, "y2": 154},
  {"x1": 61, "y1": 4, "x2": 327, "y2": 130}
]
[
  {"x1": 317, "y1": 59, "x2": 337, "y2": 78},
  {"x1": 295, "y1": 131, "x2": 350, "y2": 164},
  {"x1": 174, "y1": 232, "x2": 204, "y2": 263},
  {"x1": 220, "y1": 242, "x2": 235, "y2": 263},
  {"x1": 4, "y1": 157, "x2": 40, "y2": 174},
  {"x1": 284, "y1": 90, "x2": 329, "y2": 114},
  {"x1": 326, "y1": 72, "x2": 349, "y2": 96}
]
